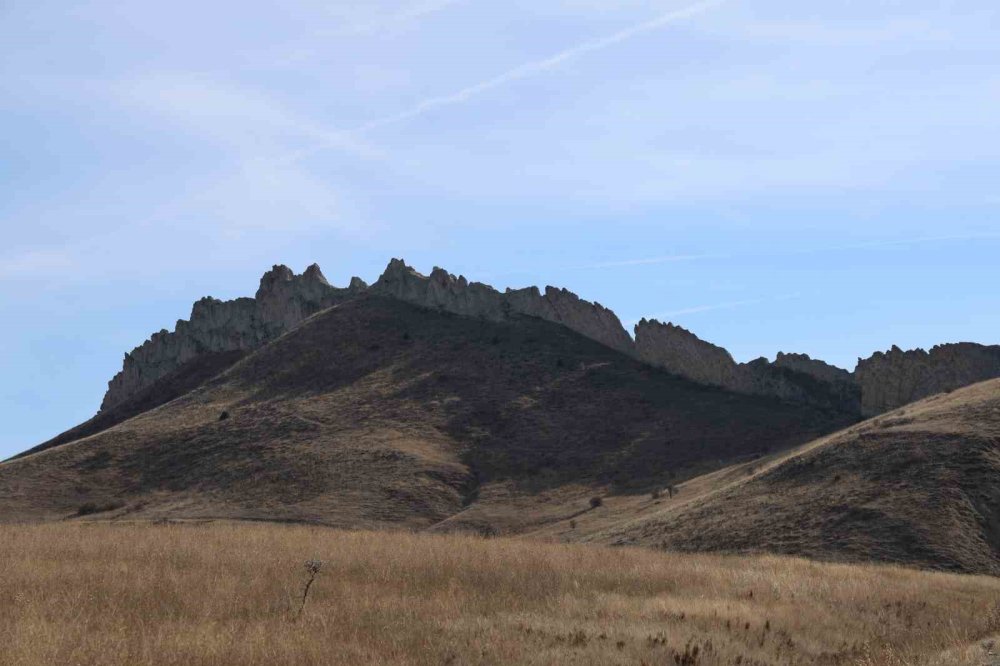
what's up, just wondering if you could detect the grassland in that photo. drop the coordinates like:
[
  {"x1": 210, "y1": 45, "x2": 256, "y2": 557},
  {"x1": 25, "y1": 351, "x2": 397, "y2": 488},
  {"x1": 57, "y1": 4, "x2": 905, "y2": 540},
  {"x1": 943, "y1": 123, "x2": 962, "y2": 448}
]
[{"x1": 2, "y1": 523, "x2": 999, "y2": 666}]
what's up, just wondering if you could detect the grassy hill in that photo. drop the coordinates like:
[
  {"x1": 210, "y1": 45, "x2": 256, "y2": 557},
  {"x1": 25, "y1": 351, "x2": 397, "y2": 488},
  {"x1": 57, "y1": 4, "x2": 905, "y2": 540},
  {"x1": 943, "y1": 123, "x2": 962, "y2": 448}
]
[
  {"x1": 5, "y1": 294, "x2": 999, "y2": 576},
  {"x1": 595, "y1": 378, "x2": 1000, "y2": 575},
  {"x1": 0, "y1": 295, "x2": 851, "y2": 527},
  {"x1": 2, "y1": 522, "x2": 999, "y2": 666}
]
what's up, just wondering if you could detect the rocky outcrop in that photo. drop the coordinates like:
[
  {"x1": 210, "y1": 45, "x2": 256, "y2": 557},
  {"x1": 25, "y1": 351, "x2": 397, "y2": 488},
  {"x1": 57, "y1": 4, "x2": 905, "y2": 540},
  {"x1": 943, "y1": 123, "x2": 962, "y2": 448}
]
[
  {"x1": 100, "y1": 264, "x2": 365, "y2": 411},
  {"x1": 774, "y1": 352, "x2": 853, "y2": 385},
  {"x1": 633, "y1": 320, "x2": 862, "y2": 412},
  {"x1": 101, "y1": 259, "x2": 633, "y2": 412},
  {"x1": 371, "y1": 259, "x2": 634, "y2": 354},
  {"x1": 633, "y1": 319, "x2": 1000, "y2": 416},
  {"x1": 855, "y1": 343, "x2": 1000, "y2": 416},
  {"x1": 100, "y1": 257, "x2": 998, "y2": 420},
  {"x1": 633, "y1": 320, "x2": 739, "y2": 387}
]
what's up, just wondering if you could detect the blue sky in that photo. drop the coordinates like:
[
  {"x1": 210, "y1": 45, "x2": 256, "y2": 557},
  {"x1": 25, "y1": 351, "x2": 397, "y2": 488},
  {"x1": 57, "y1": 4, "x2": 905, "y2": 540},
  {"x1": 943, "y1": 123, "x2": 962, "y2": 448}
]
[{"x1": 2, "y1": 0, "x2": 999, "y2": 459}]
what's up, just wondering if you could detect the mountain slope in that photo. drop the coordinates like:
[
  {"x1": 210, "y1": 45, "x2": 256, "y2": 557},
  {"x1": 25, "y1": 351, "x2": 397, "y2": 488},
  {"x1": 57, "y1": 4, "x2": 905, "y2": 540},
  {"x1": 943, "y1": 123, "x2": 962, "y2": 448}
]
[
  {"x1": 597, "y1": 378, "x2": 1000, "y2": 575},
  {"x1": 0, "y1": 295, "x2": 853, "y2": 526}
]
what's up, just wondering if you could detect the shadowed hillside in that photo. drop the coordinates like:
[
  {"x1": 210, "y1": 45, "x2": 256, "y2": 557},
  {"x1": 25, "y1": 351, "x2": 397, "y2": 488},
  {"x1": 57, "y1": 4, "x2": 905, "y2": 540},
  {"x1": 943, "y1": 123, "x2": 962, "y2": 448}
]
[
  {"x1": 596, "y1": 378, "x2": 1000, "y2": 575},
  {"x1": 0, "y1": 295, "x2": 852, "y2": 526}
]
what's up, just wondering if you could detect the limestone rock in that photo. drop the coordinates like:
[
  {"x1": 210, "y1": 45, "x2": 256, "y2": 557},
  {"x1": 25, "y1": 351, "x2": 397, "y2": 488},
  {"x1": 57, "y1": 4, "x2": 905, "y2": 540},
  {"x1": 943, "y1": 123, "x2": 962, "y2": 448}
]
[
  {"x1": 773, "y1": 352, "x2": 854, "y2": 385},
  {"x1": 100, "y1": 265, "x2": 363, "y2": 411},
  {"x1": 633, "y1": 319, "x2": 739, "y2": 387},
  {"x1": 855, "y1": 343, "x2": 1000, "y2": 416},
  {"x1": 100, "y1": 257, "x2": 999, "y2": 421},
  {"x1": 633, "y1": 320, "x2": 861, "y2": 412},
  {"x1": 371, "y1": 259, "x2": 634, "y2": 354}
]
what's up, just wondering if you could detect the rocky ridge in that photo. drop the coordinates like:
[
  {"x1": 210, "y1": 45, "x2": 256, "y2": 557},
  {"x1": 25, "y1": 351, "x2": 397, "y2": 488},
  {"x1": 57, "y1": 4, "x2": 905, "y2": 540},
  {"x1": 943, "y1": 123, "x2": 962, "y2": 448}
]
[
  {"x1": 100, "y1": 264, "x2": 367, "y2": 411},
  {"x1": 370, "y1": 259, "x2": 634, "y2": 354},
  {"x1": 99, "y1": 258, "x2": 1000, "y2": 418},
  {"x1": 855, "y1": 343, "x2": 1000, "y2": 416},
  {"x1": 633, "y1": 320, "x2": 862, "y2": 413}
]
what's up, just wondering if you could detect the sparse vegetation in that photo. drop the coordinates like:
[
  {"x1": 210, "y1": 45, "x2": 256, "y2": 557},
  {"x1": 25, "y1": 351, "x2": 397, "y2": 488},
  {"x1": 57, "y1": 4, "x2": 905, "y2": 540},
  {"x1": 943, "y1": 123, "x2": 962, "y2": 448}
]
[
  {"x1": 589, "y1": 496, "x2": 603, "y2": 509},
  {"x1": 1, "y1": 523, "x2": 999, "y2": 666},
  {"x1": 218, "y1": 410, "x2": 229, "y2": 421}
]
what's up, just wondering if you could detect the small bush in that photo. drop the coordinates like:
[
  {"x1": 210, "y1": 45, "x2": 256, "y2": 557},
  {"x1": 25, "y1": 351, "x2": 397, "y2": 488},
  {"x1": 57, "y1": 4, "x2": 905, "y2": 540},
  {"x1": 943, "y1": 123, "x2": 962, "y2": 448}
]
[
  {"x1": 569, "y1": 519, "x2": 577, "y2": 530},
  {"x1": 76, "y1": 501, "x2": 124, "y2": 517},
  {"x1": 218, "y1": 410, "x2": 230, "y2": 421},
  {"x1": 589, "y1": 496, "x2": 603, "y2": 509}
]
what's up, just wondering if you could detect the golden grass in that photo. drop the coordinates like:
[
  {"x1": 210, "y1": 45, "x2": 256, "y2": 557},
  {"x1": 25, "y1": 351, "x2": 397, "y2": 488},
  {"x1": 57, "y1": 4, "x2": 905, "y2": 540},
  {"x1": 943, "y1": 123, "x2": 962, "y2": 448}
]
[{"x1": 2, "y1": 523, "x2": 999, "y2": 666}]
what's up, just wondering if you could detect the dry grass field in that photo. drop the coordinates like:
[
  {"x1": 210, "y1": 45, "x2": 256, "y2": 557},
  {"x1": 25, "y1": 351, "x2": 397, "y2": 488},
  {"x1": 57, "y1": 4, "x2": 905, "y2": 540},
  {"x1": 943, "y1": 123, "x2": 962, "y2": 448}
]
[{"x1": 2, "y1": 523, "x2": 999, "y2": 666}]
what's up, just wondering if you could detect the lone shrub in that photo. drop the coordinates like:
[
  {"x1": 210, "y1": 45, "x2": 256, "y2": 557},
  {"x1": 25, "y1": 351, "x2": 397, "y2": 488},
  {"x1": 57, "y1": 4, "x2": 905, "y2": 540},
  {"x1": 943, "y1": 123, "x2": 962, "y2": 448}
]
[
  {"x1": 76, "y1": 501, "x2": 124, "y2": 516},
  {"x1": 218, "y1": 410, "x2": 230, "y2": 421},
  {"x1": 589, "y1": 496, "x2": 603, "y2": 509},
  {"x1": 296, "y1": 559, "x2": 324, "y2": 619}
]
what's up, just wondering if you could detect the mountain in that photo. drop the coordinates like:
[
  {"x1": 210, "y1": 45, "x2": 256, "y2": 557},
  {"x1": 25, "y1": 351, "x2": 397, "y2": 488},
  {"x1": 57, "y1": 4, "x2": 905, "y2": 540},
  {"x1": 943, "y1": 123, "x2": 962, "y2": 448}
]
[
  {"x1": 0, "y1": 293, "x2": 849, "y2": 525},
  {"x1": 3, "y1": 259, "x2": 999, "y2": 574},
  {"x1": 94, "y1": 259, "x2": 1000, "y2": 424}
]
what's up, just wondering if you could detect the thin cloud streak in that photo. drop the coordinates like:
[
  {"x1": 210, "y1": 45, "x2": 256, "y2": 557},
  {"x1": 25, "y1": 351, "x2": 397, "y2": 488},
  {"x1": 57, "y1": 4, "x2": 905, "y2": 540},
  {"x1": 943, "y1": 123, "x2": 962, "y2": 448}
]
[
  {"x1": 589, "y1": 233, "x2": 1000, "y2": 270},
  {"x1": 625, "y1": 292, "x2": 802, "y2": 327}
]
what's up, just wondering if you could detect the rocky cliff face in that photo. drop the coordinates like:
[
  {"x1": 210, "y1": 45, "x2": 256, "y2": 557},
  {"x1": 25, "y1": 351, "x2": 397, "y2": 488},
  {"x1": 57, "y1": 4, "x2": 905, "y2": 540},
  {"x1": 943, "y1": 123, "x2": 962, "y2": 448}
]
[
  {"x1": 633, "y1": 319, "x2": 739, "y2": 387},
  {"x1": 100, "y1": 258, "x2": 999, "y2": 420},
  {"x1": 100, "y1": 264, "x2": 366, "y2": 411},
  {"x1": 633, "y1": 320, "x2": 862, "y2": 412},
  {"x1": 855, "y1": 343, "x2": 1000, "y2": 416},
  {"x1": 632, "y1": 319, "x2": 1000, "y2": 416},
  {"x1": 101, "y1": 259, "x2": 633, "y2": 412},
  {"x1": 773, "y1": 352, "x2": 853, "y2": 385},
  {"x1": 371, "y1": 259, "x2": 634, "y2": 354}
]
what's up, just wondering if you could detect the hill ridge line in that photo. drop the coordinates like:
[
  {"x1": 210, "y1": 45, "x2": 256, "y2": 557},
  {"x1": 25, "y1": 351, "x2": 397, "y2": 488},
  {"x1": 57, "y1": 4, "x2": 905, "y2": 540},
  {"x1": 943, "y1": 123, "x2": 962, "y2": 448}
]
[{"x1": 99, "y1": 258, "x2": 1000, "y2": 417}]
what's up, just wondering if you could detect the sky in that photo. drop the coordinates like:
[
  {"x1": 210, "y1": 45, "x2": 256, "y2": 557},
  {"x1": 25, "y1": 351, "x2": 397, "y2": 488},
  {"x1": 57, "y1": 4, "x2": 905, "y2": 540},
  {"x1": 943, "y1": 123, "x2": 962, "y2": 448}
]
[{"x1": 1, "y1": 0, "x2": 999, "y2": 459}]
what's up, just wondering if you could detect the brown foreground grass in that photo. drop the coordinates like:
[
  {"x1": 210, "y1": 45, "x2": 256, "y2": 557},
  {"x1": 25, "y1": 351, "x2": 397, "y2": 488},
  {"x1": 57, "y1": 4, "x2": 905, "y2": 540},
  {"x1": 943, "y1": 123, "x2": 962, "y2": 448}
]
[{"x1": 2, "y1": 523, "x2": 999, "y2": 666}]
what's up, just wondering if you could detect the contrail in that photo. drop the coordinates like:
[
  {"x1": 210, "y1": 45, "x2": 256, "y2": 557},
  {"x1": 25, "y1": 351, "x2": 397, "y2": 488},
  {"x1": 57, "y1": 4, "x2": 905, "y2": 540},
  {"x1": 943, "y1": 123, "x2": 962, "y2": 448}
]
[
  {"x1": 352, "y1": 0, "x2": 728, "y2": 133},
  {"x1": 277, "y1": 0, "x2": 727, "y2": 165}
]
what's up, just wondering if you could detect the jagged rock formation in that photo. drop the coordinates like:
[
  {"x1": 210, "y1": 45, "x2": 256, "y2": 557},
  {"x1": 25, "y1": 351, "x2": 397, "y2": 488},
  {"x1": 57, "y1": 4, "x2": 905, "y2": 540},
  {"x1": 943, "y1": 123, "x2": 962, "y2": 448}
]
[
  {"x1": 633, "y1": 320, "x2": 739, "y2": 387},
  {"x1": 371, "y1": 259, "x2": 634, "y2": 354},
  {"x1": 774, "y1": 352, "x2": 853, "y2": 385},
  {"x1": 632, "y1": 320, "x2": 1000, "y2": 416},
  {"x1": 99, "y1": 258, "x2": 998, "y2": 419},
  {"x1": 855, "y1": 343, "x2": 1000, "y2": 416},
  {"x1": 100, "y1": 264, "x2": 366, "y2": 411},
  {"x1": 633, "y1": 320, "x2": 862, "y2": 413},
  {"x1": 101, "y1": 259, "x2": 632, "y2": 412}
]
